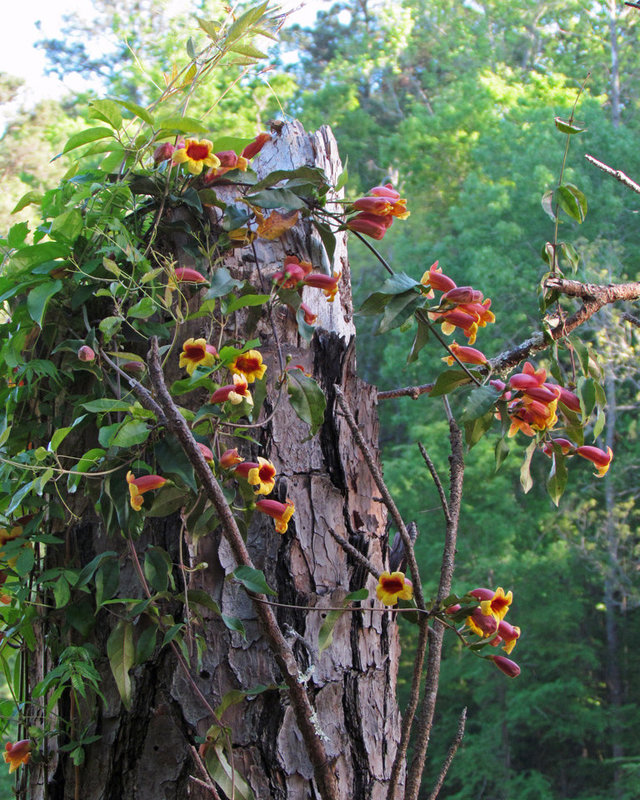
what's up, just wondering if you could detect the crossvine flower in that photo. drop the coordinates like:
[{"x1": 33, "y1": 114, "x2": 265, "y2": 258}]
[
  {"x1": 376, "y1": 571, "x2": 413, "y2": 606},
  {"x1": 3, "y1": 740, "x2": 31, "y2": 773},
  {"x1": 126, "y1": 472, "x2": 167, "y2": 511},
  {"x1": 172, "y1": 139, "x2": 221, "y2": 175}
]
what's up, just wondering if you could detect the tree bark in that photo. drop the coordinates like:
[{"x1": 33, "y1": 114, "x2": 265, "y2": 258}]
[{"x1": 29, "y1": 122, "x2": 403, "y2": 800}]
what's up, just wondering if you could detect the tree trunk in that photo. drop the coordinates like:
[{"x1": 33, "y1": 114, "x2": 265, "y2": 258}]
[{"x1": 29, "y1": 122, "x2": 403, "y2": 800}]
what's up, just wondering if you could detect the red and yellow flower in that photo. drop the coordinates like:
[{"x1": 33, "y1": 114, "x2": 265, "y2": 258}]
[
  {"x1": 302, "y1": 271, "x2": 341, "y2": 302},
  {"x1": 229, "y1": 350, "x2": 267, "y2": 383},
  {"x1": 496, "y1": 620, "x2": 521, "y2": 655},
  {"x1": 576, "y1": 445, "x2": 613, "y2": 477},
  {"x1": 179, "y1": 338, "x2": 218, "y2": 375},
  {"x1": 476, "y1": 586, "x2": 513, "y2": 621},
  {"x1": 256, "y1": 498, "x2": 295, "y2": 534},
  {"x1": 442, "y1": 342, "x2": 488, "y2": 367},
  {"x1": 126, "y1": 472, "x2": 167, "y2": 511},
  {"x1": 376, "y1": 571, "x2": 414, "y2": 606},
  {"x1": 235, "y1": 457, "x2": 277, "y2": 495},
  {"x1": 209, "y1": 374, "x2": 252, "y2": 406},
  {"x1": 466, "y1": 606, "x2": 498, "y2": 638},
  {"x1": 420, "y1": 262, "x2": 457, "y2": 294},
  {"x1": 3, "y1": 740, "x2": 31, "y2": 773},
  {"x1": 172, "y1": 139, "x2": 221, "y2": 175},
  {"x1": 219, "y1": 448, "x2": 243, "y2": 469},
  {"x1": 242, "y1": 132, "x2": 271, "y2": 160},
  {"x1": 347, "y1": 212, "x2": 394, "y2": 240},
  {"x1": 273, "y1": 255, "x2": 313, "y2": 288}
]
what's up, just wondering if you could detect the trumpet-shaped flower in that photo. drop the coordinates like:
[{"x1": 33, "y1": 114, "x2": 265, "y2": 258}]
[
  {"x1": 209, "y1": 374, "x2": 252, "y2": 406},
  {"x1": 466, "y1": 607, "x2": 498, "y2": 637},
  {"x1": 3, "y1": 740, "x2": 31, "y2": 773},
  {"x1": 490, "y1": 654, "x2": 520, "y2": 678},
  {"x1": 576, "y1": 445, "x2": 613, "y2": 477},
  {"x1": 197, "y1": 443, "x2": 214, "y2": 464},
  {"x1": 441, "y1": 286, "x2": 484, "y2": 305},
  {"x1": 556, "y1": 386, "x2": 581, "y2": 412},
  {"x1": 347, "y1": 212, "x2": 394, "y2": 240},
  {"x1": 219, "y1": 448, "x2": 243, "y2": 469},
  {"x1": 273, "y1": 255, "x2": 313, "y2": 288},
  {"x1": 235, "y1": 457, "x2": 277, "y2": 495},
  {"x1": 172, "y1": 139, "x2": 220, "y2": 175},
  {"x1": 127, "y1": 472, "x2": 167, "y2": 511},
  {"x1": 242, "y1": 132, "x2": 271, "y2": 160},
  {"x1": 497, "y1": 620, "x2": 521, "y2": 655},
  {"x1": 229, "y1": 350, "x2": 267, "y2": 383},
  {"x1": 479, "y1": 586, "x2": 513, "y2": 621},
  {"x1": 443, "y1": 342, "x2": 488, "y2": 366},
  {"x1": 368, "y1": 184, "x2": 410, "y2": 219},
  {"x1": 302, "y1": 272, "x2": 341, "y2": 302},
  {"x1": 376, "y1": 571, "x2": 414, "y2": 606},
  {"x1": 420, "y1": 262, "x2": 456, "y2": 294},
  {"x1": 171, "y1": 267, "x2": 208, "y2": 286},
  {"x1": 256, "y1": 498, "x2": 295, "y2": 534},
  {"x1": 179, "y1": 338, "x2": 218, "y2": 375},
  {"x1": 300, "y1": 303, "x2": 318, "y2": 325},
  {"x1": 542, "y1": 437, "x2": 575, "y2": 457}
]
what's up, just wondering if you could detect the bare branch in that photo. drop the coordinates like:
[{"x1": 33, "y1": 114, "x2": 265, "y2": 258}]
[
  {"x1": 329, "y1": 528, "x2": 381, "y2": 578},
  {"x1": 585, "y1": 153, "x2": 640, "y2": 194},
  {"x1": 622, "y1": 312, "x2": 640, "y2": 329},
  {"x1": 378, "y1": 383, "x2": 433, "y2": 400},
  {"x1": 426, "y1": 707, "x2": 467, "y2": 800},
  {"x1": 405, "y1": 419, "x2": 464, "y2": 800},
  {"x1": 418, "y1": 443, "x2": 451, "y2": 524},
  {"x1": 334, "y1": 385, "x2": 426, "y2": 611}
]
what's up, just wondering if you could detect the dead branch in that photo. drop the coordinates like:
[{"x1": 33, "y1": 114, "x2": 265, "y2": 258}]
[{"x1": 585, "y1": 153, "x2": 640, "y2": 194}]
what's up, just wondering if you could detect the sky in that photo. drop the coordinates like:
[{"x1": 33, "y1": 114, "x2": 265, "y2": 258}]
[{"x1": 0, "y1": 0, "x2": 328, "y2": 118}]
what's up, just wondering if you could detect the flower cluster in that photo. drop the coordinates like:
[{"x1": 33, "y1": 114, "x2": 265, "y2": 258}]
[
  {"x1": 346, "y1": 184, "x2": 410, "y2": 240},
  {"x1": 375, "y1": 571, "x2": 414, "y2": 606},
  {"x1": 154, "y1": 132, "x2": 271, "y2": 181},
  {"x1": 447, "y1": 586, "x2": 521, "y2": 677},
  {"x1": 272, "y1": 255, "x2": 341, "y2": 323},
  {"x1": 422, "y1": 262, "x2": 494, "y2": 348}
]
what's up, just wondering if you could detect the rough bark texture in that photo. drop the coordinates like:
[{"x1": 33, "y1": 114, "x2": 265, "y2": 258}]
[{"x1": 29, "y1": 122, "x2": 402, "y2": 800}]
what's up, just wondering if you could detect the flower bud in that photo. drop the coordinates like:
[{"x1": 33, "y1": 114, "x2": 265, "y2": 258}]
[{"x1": 77, "y1": 345, "x2": 96, "y2": 362}]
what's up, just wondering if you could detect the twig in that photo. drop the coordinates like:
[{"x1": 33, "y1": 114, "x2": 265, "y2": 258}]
[
  {"x1": 328, "y1": 529, "x2": 381, "y2": 578},
  {"x1": 585, "y1": 153, "x2": 640, "y2": 194},
  {"x1": 386, "y1": 613, "x2": 430, "y2": 800},
  {"x1": 418, "y1": 443, "x2": 451, "y2": 524},
  {"x1": 99, "y1": 349, "x2": 168, "y2": 425},
  {"x1": 189, "y1": 745, "x2": 223, "y2": 799},
  {"x1": 333, "y1": 385, "x2": 426, "y2": 611},
  {"x1": 145, "y1": 338, "x2": 339, "y2": 800},
  {"x1": 405, "y1": 419, "x2": 464, "y2": 800},
  {"x1": 426, "y1": 707, "x2": 467, "y2": 800},
  {"x1": 622, "y1": 312, "x2": 640, "y2": 329},
  {"x1": 378, "y1": 383, "x2": 433, "y2": 400}
]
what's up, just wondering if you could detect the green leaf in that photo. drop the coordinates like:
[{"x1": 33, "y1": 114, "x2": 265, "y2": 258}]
[
  {"x1": 146, "y1": 486, "x2": 187, "y2": 518},
  {"x1": 495, "y1": 437, "x2": 510, "y2": 471},
  {"x1": 318, "y1": 589, "x2": 368, "y2": 653},
  {"x1": 27, "y1": 279, "x2": 63, "y2": 327},
  {"x1": 11, "y1": 190, "x2": 42, "y2": 215},
  {"x1": 89, "y1": 99, "x2": 123, "y2": 129},
  {"x1": 460, "y1": 385, "x2": 502, "y2": 423},
  {"x1": 75, "y1": 551, "x2": 119, "y2": 588},
  {"x1": 205, "y1": 268, "x2": 244, "y2": 298},
  {"x1": 134, "y1": 623, "x2": 158, "y2": 665},
  {"x1": 228, "y1": 42, "x2": 268, "y2": 59},
  {"x1": 127, "y1": 296, "x2": 155, "y2": 319},
  {"x1": 464, "y1": 410, "x2": 495, "y2": 449},
  {"x1": 154, "y1": 436, "x2": 197, "y2": 492},
  {"x1": 156, "y1": 115, "x2": 209, "y2": 135},
  {"x1": 311, "y1": 219, "x2": 337, "y2": 265},
  {"x1": 95, "y1": 558, "x2": 120, "y2": 607},
  {"x1": 407, "y1": 315, "x2": 430, "y2": 363},
  {"x1": 233, "y1": 565, "x2": 277, "y2": 596},
  {"x1": 429, "y1": 369, "x2": 474, "y2": 398},
  {"x1": 113, "y1": 98, "x2": 154, "y2": 125},
  {"x1": 578, "y1": 376, "x2": 597, "y2": 420},
  {"x1": 204, "y1": 743, "x2": 255, "y2": 800},
  {"x1": 82, "y1": 399, "x2": 132, "y2": 413},
  {"x1": 286, "y1": 368, "x2": 326, "y2": 437},
  {"x1": 226, "y1": 0, "x2": 270, "y2": 43},
  {"x1": 99, "y1": 315, "x2": 123, "y2": 341},
  {"x1": 53, "y1": 577, "x2": 71, "y2": 608},
  {"x1": 547, "y1": 452, "x2": 568, "y2": 506},
  {"x1": 225, "y1": 293, "x2": 270, "y2": 313},
  {"x1": 519, "y1": 440, "x2": 537, "y2": 494},
  {"x1": 7, "y1": 221, "x2": 29, "y2": 248},
  {"x1": 62, "y1": 126, "x2": 115, "y2": 154},
  {"x1": 554, "y1": 117, "x2": 585, "y2": 135},
  {"x1": 378, "y1": 291, "x2": 423, "y2": 334},
  {"x1": 66, "y1": 599, "x2": 95, "y2": 637},
  {"x1": 246, "y1": 188, "x2": 306, "y2": 210},
  {"x1": 107, "y1": 621, "x2": 134, "y2": 710},
  {"x1": 144, "y1": 547, "x2": 173, "y2": 593},
  {"x1": 557, "y1": 183, "x2": 587, "y2": 223},
  {"x1": 109, "y1": 421, "x2": 151, "y2": 448}
]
